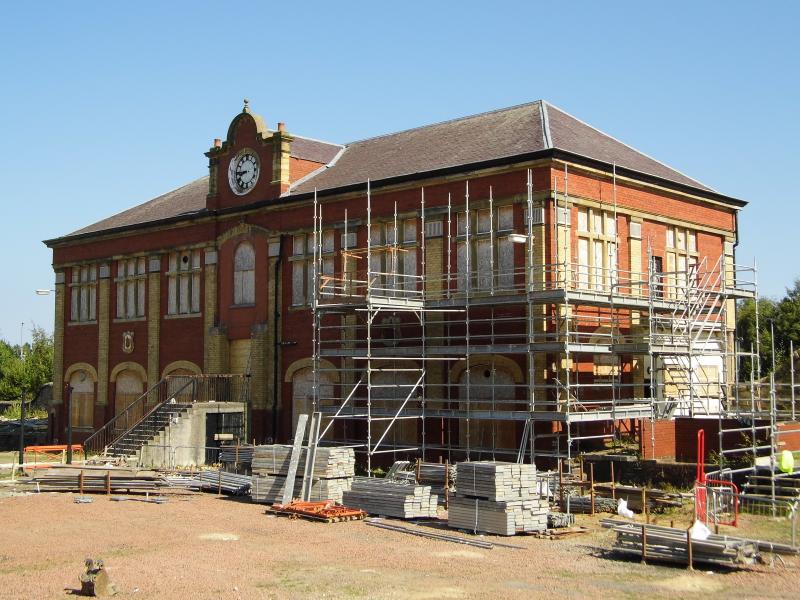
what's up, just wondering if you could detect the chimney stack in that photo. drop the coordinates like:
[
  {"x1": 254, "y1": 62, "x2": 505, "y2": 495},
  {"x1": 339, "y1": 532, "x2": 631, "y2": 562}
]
[
  {"x1": 213, "y1": 138, "x2": 222, "y2": 148},
  {"x1": 277, "y1": 122, "x2": 285, "y2": 132}
]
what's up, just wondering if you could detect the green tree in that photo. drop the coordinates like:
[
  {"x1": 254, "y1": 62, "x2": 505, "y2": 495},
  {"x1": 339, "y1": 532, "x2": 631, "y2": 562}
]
[
  {"x1": 775, "y1": 279, "x2": 800, "y2": 378},
  {"x1": 736, "y1": 297, "x2": 778, "y2": 379},
  {"x1": 0, "y1": 326, "x2": 53, "y2": 403}
]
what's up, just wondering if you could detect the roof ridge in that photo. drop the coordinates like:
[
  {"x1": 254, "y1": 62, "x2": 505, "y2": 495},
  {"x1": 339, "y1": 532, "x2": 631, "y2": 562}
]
[
  {"x1": 545, "y1": 102, "x2": 715, "y2": 192},
  {"x1": 286, "y1": 146, "x2": 348, "y2": 195},
  {"x1": 344, "y1": 100, "x2": 543, "y2": 146},
  {"x1": 290, "y1": 133, "x2": 344, "y2": 148},
  {"x1": 540, "y1": 100, "x2": 552, "y2": 149}
]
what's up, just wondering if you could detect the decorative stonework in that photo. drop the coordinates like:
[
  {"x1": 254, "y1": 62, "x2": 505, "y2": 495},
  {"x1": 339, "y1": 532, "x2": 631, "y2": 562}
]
[{"x1": 122, "y1": 331, "x2": 134, "y2": 354}]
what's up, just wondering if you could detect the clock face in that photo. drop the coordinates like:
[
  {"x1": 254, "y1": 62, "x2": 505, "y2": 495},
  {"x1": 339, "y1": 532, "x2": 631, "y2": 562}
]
[{"x1": 228, "y1": 149, "x2": 260, "y2": 195}]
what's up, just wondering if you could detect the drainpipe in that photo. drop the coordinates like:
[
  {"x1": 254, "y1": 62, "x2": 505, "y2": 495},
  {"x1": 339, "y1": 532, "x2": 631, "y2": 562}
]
[{"x1": 272, "y1": 235, "x2": 284, "y2": 441}]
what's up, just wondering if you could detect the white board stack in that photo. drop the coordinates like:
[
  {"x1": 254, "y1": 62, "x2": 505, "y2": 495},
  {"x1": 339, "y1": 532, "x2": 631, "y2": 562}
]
[
  {"x1": 250, "y1": 445, "x2": 355, "y2": 504},
  {"x1": 341, "y1": 477, "x2": 438, "y2": 519},
  {"x1": 251, "y1": 474, "x2": 352, "y2": 504},
  {"x1": 448, "y1": 461, "x2": 548, "y2": 536},
  {"x1": 454, "y1": 462, "x2": 537, "y2": 501},
  {"x1": 448, "y1": 496, "x2": 548, "y2": 536}
]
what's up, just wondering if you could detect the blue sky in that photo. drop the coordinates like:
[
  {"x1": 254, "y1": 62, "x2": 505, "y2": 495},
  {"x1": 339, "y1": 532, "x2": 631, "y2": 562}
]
[{"x1": 1, "y1": 1, "x2": 798, "y2": 345}]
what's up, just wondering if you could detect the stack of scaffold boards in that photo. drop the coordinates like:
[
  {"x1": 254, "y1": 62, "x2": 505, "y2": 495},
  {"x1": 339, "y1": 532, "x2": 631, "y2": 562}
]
[
  {"x1": 448, "y1": 462, "x2": 548, "y2": 536},
  {"x1": 341, "y1": 477, "x2": 438, "y2": 519},
  {"x1": 250, "y1": 445, "x2": 355, "y2": 504}
]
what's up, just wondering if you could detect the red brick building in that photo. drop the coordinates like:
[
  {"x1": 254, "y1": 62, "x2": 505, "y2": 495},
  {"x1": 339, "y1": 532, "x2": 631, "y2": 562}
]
[{"x1": 45, "y1": 100, "x2": 759, "y2": 465}]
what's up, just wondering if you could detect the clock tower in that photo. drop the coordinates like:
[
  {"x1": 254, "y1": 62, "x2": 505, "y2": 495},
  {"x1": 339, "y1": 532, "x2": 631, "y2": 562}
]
[{"x1": 205, "y1": 100, "x2": 294, "y2": 211}]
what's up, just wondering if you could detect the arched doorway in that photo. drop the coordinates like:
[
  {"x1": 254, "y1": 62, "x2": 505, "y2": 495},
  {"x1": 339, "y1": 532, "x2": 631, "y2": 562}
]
[
  {"x1": 68, "y1": 370, "x2": 95, "y2": 429},
  {"x1": 115, "y1": 369, "x2": 145, "y2": 417},
  {"x1": 291, "y1": 367, "x2": 333, "y2": 437},
  {"x1": 458, "y1": 363, "x2": 517, "y2": 457}
]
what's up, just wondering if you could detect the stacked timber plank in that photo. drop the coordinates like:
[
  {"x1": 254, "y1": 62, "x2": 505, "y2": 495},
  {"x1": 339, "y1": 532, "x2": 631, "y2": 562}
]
[
  {"x1": 250, "y1": 445, "x2": 354, "y2": 504},
  {"x1": 448, "y1": 462, "x2": 548, "y2": 536},
  {"x1": 28, "y1": 465, "x2": 164, "y2": 493},
  {"x1": 601, "y1": 519, "x2": 760, "y2": 568},
  {"x1": 341, "y1": 477, "x2": 438, "y2": 518}
]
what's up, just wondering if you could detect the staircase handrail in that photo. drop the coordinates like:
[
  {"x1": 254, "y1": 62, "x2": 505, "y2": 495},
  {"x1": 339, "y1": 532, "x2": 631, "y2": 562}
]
[{"x1": 83, "y1": 377, "x2": 196, "y2": 456}]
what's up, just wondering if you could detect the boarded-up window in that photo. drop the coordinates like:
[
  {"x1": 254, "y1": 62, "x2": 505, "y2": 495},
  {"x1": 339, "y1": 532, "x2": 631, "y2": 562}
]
[
  {"x1": 498, "y1": 238, "x2": 514, "y2": 289},
  {"x1": 70, "y1": 265, "x2": 97, "y2": 322},
  {"x1": 233, "y1": 242, "x2": 256, "y2": 305},
  {"x1": 69, "y1": 371, "x2": 94, "y2": 428},
  {"x1": 115, "y1": 370, "x2": 144, "y2": 417},
  {"x1": 168, "y1": 250, "x2": 201, "y2": 315},
  {"x1": 477, "y1": 239, "x2": 492, "y2": 290},
  {"x1": 116, "y1": 257, "x2": 146, "y2": 319}
]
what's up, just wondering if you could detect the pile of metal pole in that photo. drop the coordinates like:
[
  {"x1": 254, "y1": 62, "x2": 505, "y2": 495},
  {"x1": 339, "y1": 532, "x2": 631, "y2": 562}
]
[
  {"x1": 164, "y1": 475, "x2": 202, "y2": 490},
  {"x1": 561, "y1": 493, "x2": 617, "y2": 514},
  {"x1": 448, "y1": 462, "x2": 547, "y2": 536},
  {"x1": 341, "y1": 477, "x2": 438, "y2": 518},
  {"x1": 251, "y1": 445, "x2": 354, "y2": 504},
  {"x1": 195, "y1": 471, "x2": 251, "y2": 495},
  {"x1": 547, "y1": 512, "x2": 576, "y2": 528},
  {"x1": 601, "y1": 519, "x2": 760, "y2": 568},
  {"x1": 219, "y1": 444, "x2": 254, "y2": 471},
  {"x1": 417, "y1": 462, "x2": 456, "y2": 502}
]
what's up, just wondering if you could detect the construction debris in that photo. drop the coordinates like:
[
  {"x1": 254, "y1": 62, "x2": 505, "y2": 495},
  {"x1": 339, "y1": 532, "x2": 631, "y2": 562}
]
[
  {"x1": 341, "y1": 477, "x2": 438, "y2": 519},
  {"x1": 251, "y1": 445, "x2": 355, "y2": 504},
  {"x1": 268, "y1": 500, "x2": 366, "y2": 523},
  {"x1": 448, "y1": 462, "x2": 548, "y2": 536},
  {"x1": 602, "y1": 519, "x2": 760, "y2": 568},
  {"x1": 79, "y1": 558, "x2": 118, "y2": 597}
]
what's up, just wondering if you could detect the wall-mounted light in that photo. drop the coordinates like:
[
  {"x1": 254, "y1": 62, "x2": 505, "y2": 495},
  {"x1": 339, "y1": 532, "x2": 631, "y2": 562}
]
[
  {"x1": 509, "y1": 234, "x2": 528, "y2": 244},
  {"x1": 35, "y1": 289, "x2": 55, "y2": 296}
]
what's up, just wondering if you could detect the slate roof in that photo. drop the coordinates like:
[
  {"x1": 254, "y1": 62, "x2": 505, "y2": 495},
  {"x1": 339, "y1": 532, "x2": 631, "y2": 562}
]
[
  {"x1": 48, "y1": 100, "x2": 732, "y2": 244},
  {"x1": 64, "y1": 177, "x2": 210, "y2": 238},
  {"x1": 291, "y1": 101, "x2": 712, "y2": 194}
]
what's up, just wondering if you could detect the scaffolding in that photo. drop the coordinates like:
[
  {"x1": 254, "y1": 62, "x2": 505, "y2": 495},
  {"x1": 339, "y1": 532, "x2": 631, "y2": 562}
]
[{"x1": 306, "y1": 169, "x2": 797, "y2": 488}]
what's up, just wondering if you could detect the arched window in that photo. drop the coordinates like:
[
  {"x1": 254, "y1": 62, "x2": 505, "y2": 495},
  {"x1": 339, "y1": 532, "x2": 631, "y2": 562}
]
[
  {"x1": 69, "y1": 370, "x2": 95, "y2": 429},
  {"x1": 234, "y1": 242, "x2": 255, "y2": 305}
]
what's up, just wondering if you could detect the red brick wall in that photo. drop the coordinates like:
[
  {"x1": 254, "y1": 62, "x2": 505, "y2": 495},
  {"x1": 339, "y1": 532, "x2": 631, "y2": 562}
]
[{"x1": 777, "y1": 422, "x2": 800, "y2": 452}]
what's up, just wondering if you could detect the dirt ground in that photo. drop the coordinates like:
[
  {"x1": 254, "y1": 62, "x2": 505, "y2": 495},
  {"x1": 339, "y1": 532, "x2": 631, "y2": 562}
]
[{"x1": 0, "y1": 490, "x2": 797, "y2": 600}]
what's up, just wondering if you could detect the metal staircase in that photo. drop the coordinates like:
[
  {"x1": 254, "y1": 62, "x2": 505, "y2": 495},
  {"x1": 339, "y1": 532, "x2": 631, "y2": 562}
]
[
  {"x1": 83, "y1": 374, "x2": 250, "y2": 460},
  {"x1": 106, "y1": 402, "x2": 193, "y2": 458}
]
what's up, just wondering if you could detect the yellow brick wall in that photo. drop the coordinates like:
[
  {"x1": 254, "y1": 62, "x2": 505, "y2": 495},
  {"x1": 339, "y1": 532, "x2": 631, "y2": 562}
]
[
  {"x1": 96, "y1": 275, "x2": 110, "y2": 406},
  {"x1": 229, "y1": 339, "x2": 251, "y2": 374},
  {"x1": 147, "y1": 271, "x2": 160, "y2": 389},
  {"x1": 203, "y1": 258, "x2": 217, "y2": 372},
  {"x1": 52, "y1": 276, "x2": 65, "y2": 405}
]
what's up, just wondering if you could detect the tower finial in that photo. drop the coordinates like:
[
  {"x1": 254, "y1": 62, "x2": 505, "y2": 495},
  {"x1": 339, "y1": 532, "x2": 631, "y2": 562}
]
[{"x1": 243, "y1": 98, "x2": 250, "y2": 113}]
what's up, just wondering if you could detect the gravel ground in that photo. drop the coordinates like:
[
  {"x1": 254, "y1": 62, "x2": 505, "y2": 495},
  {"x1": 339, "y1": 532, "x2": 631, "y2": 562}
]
[{"x1": 0, "y1": 490, "x2": 797, "y2": 600}]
